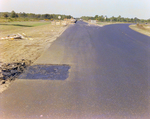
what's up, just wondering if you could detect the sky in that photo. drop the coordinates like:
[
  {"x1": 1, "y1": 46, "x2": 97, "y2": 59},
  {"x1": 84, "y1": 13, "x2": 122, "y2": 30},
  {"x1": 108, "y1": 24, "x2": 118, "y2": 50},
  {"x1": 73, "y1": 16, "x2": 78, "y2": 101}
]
[{"x1": 0, "y1": 0, "x2": 150, "y2": 19}]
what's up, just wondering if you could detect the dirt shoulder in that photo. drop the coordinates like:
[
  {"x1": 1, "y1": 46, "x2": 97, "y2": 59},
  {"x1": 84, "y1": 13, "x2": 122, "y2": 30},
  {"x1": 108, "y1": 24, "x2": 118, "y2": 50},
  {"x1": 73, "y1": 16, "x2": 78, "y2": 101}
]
[
  {"x1": 0, "y1": 21, "x2": 69, "y2": 93},
  {"x1": 0, "y1": 22, "x2": 68, "y2": 63},
  {"x1": 129, "y1": 24, "x2": 150, "y2": 37}
]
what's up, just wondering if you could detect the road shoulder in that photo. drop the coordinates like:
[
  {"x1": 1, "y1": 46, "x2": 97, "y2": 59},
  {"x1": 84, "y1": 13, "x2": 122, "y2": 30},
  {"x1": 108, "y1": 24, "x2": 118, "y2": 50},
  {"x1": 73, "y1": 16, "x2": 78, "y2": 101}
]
[{"x1": 129, "y1": 24, "x2": 150, "y2": 37}]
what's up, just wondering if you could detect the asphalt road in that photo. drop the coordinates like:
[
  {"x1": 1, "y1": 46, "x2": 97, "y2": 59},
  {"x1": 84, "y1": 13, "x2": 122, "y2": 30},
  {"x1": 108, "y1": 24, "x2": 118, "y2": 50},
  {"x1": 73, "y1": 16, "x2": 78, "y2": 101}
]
[{"x1": 1, "y1": 21, "x2": 150, "y2": 119}]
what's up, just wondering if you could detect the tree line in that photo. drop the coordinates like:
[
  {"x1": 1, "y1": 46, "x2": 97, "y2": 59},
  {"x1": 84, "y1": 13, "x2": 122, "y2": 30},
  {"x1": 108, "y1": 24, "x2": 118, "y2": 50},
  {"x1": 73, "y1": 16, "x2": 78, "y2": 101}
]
[
  {"x1": 81, "y1": 15, "x2": 150, "y2": 23},
  {"x1": 0, "y1": 11, "x2": 72, "y2": 20}
]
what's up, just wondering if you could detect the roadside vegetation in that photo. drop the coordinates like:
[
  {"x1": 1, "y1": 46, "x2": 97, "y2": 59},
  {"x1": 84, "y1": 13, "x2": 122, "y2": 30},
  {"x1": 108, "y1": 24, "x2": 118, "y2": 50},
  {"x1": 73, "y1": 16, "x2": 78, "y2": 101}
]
[
  {"x1": 81, "y1": 15, "x2": 150, "y2": 23},
  {"x1": 0, "y1": 11, "x2": 72, "y2": 22}
]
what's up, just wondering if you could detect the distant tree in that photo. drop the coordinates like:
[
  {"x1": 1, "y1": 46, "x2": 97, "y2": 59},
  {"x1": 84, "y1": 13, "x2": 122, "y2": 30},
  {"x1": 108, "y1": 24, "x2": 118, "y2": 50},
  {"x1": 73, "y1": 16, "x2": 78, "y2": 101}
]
[
  {"x1": 95, "y1": 15, "x2": 99, "y2": 20},
  {"x1": 11, "y1": 11, "x2": 16, "y2": 18},
  {"x1": 90, "y1": 16, "x2": 95, "y2": 20},
  {"x1": 28, "y1": 13, "x2": 34, "y2": 18},
  {"x1": 131, "y1": 18, "x2": 134, "y2": 22},
  {"x1": 19, "y1": 12, "x2": 27, "y2": 18},
  {"x1": 15, "y1": 14, "x2": 18, "y2": 18},
  {"x1": 134, "y1": 17, "x2": 137, "y2": 23},
  {"x1": 22, "y1": 12, "x2": 27, "y2": 17},
  {"x1": 35, "y1": 14, "x2": 41, "y2": 19},
  {"x1": 67, "y1": 15, "x2": 72, "y2": 19},
  {"x1": 3, "y1": 13, "x2": 8, "y2": 18},
  {"x1": 49, "y1": 14, "x2": 54, "y2": 19},
  {"x1": 11, "y1": 11, "x2": 18, "y2": 18},
  {"x1": 98, "y1": 15, "x2": 104, "y2": 21},
  {"x1": 134, "y1": 17, "x2": 140, "y2": 23},
  {"x1": 43, "y1": 14, "x2": 49, "y2": 19},
  {"x1": 125, "y1": 18, "x2": 130, "y2": 22},
  {"x1": 117, "y1": 15, "x2": 121, "y2": 22},
  {"x1": 111, "y1": 16, "x2": 117, "y2": 22}
]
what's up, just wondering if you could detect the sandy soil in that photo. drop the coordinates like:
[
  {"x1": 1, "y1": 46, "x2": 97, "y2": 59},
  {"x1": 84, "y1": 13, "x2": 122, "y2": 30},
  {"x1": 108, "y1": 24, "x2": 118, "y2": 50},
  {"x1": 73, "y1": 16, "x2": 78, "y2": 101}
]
[
  {"x1": 0, "y1": 23, "x2": 69, "y2": 93},
  {"x1": 129, "y1": 24, "x2": 150, "y2": 37},
  {"x1": 0, "y1": 24, "x2": 68, "y2": 63}
]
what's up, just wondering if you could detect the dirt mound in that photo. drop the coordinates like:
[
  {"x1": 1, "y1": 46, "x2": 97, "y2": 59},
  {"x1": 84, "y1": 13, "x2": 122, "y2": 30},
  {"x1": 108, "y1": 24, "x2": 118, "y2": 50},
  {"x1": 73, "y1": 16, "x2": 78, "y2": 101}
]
[
  {"x1": 0, "y1": 59, "x2": 32, "y2": 93},
  {"x1": 0, "y1": 59, "x2": 31, "y2": 84}
]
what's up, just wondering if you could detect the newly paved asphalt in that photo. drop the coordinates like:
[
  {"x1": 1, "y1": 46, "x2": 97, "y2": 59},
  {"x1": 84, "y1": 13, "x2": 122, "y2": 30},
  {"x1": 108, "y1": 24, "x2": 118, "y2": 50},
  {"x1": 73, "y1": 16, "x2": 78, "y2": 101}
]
[{"x1": 1, "y1": 21, "x2": 150, "y2": 119}]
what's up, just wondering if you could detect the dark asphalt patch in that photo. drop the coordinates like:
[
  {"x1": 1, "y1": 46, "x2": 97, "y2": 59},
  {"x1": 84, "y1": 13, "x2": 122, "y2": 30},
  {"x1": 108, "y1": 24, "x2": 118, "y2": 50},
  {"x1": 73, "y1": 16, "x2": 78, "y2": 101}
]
[{"x1": 18, "y1": 64, "x2": 70, "y2": 80}]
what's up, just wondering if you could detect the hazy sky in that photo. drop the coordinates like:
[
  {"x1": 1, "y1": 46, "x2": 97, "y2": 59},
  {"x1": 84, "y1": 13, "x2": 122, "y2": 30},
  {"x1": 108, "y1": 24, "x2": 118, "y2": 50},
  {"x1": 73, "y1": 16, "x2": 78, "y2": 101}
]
[{"x1": 0, "y1": 0, "x2": 150, "y2": 19}]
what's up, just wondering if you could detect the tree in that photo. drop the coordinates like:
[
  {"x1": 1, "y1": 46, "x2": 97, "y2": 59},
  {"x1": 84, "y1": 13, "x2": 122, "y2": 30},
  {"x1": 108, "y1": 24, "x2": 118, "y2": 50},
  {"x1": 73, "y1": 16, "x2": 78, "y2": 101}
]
[
  {"x1": 11, "y1": 11, "x2": 16, "y2": 18},
  {"x1": 19, "y1": 12, "x2": 27, "y2": 18},
  {"x1": 95, "y1": 15, "x2": 99, "y2": 20},
  {"x1": 43, "y1": 14, "x2": 55, "y2": 19},
  {"x1": 15, "y1": 14, "x2": 18, "y2": 18},
  {"x1": 28, "y1": 13, "x2": 36, "y2": 18},
  {"x1": 134, "y1": 17, "x2": 140, "y2": 23},
  {"x1": 35, "y1": 14, "x2": 41, "y2": 19},
  {"x1": 11, "y1": 11, "x2": 18, "y2": 18},
  {"x1": 131, "y1": 18, "x2": 134, "y2": 22},
  {"x1": 3, "y1": 13, "x2": 8, "y2": 18},
  {"x1": 110, "y1": 16, "x2": 117, "y2": 22},
  {"x1": 98, "y1": 15, "x2": 104, "y2": 21},
  {"x1": 117, "y1": 15, "x2": 121, "y2": 22},
  {"x1": 22, "y1": 12, "x2": 27, "y2": 18}
]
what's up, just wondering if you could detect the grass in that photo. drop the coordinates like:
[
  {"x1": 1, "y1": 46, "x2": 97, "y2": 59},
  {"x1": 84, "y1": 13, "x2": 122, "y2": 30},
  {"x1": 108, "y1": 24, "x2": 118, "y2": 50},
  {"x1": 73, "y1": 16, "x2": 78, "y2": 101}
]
[
  {"x1": 0, "y1": 21, "x2": 51, "y2": 36},
  {"x1": 0, "y1": 20, "x2": 65, "y2": 63},
  {"x1": 129, "y1": 24, "x2": 150, "y2": 37},
  {"x1": 0, "y1": 17, "x2": 39, "y2": 22},
  {"x1": 0, "y1": 21, "x2": 51, "y2": 28}
]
